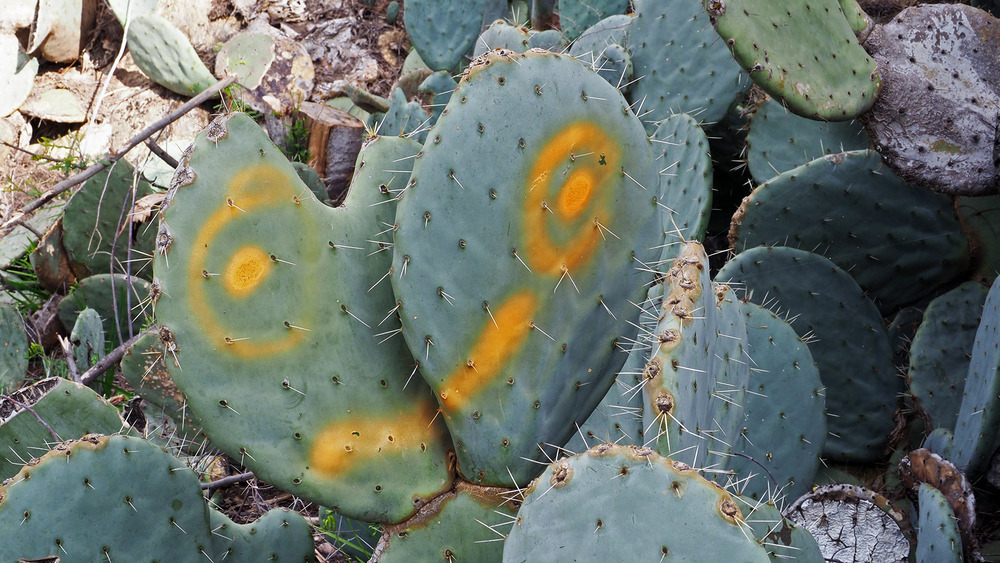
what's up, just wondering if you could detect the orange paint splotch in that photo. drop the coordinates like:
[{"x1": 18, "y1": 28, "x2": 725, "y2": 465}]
[
  {"x1": 438, "y1": 291, "x2": 538, "y2": 412},
  {"x1": 309, "y1": 400, "x2": 442, "y2": 477},
  {"x1": 222, "y1": 245, "x2": 272, "y2": 298}
]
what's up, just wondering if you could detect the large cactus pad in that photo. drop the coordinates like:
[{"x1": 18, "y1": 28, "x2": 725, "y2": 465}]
[
  {"x1": 153, "y1": 116, "x2": 453, "y2": 523},
  {"x1": 392, "y1": 50, "x2": 662, "y2": 486}
]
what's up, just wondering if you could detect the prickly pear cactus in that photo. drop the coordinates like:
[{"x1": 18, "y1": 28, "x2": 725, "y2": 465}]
[
  {"x1": 908, "y1": 281, "x2": 989, "y2": 431},
  {"x1": 916, "y1": 483, "x2": 964, "y2": 562},
  {"x1": 208, "y1": 506, "x2": 315, "y2": 561},
  {"x1": 745, "y1": 95, "x2": 870, "y2": 184},
  {"x1": 119, "y1": 329, "x2": 206, "y2": 450},
  {"x1": 563, "y1": 283, "x2": 662, "y2": 453},
  {"x1": 472, "y1": 20, "x2": 532, "y2": 57},
  {"x1": 58, "y1": 273, "x2": 152, "y2": 346},
  {"x1": 404, "y1": 0, "x2": 487, "y2": 72},
  {"x1": 629, "y1": 0, "x2": 748, "y2": 128},
  {"x1": 0, "y1": 434, "x2": 313, "y2": 561},
  {"x1": 949, "y1": 274, "x2": 1000, "y2": 476},
  {"x1": 377, "y1": 88, "x2": 430, "y2": 143},
  {"x1": 717, "y1": 246, "x2": 900, "y2": 462},
  {"x1": 899, "y1": 448, "x2": 979, "y2": 560},
  {"x1": 649, "y1": 113, "x2": 714, "y2": 250},
  {"x1": 707, "y1": 0, "x2": 880, "y2": 120},
  {"x1": 392, "y1": 49, "x2": 662, "y2": 487},
  {"x1": 558, "y1": 0, "x2": 630, "y2": 41},
  {"x1": 373, "y1": 482, "x2": 516, "y2": 562},
  {"x1": 0, "y1": 434, "x2": 212, "y2": 561},
  {"x1": 957, "y1": 195, "x2": 1000, "y2": 282},
  {"x1": 126, "y1": 14, "x2": 217, "y2": 96},
  {"x1": 733, "y1": 301, "x2": 825, "y2": 502},
  {"x1": 60, "y1": 158, "x2": 157, "y2": 279},
  {"x1": 153, "y1": 116, "x2": 454, "y2": 523},
  {"x1": 502, "y1": 444, "x2": 771, "y2": 562},
  {"x1": 418, "y1": 70, "x2": 458, "y2": 125},
  {"x1": 730, "y1": 150, "x2": 970, "y2": 313},
  {"x1": 70, "y1": 307, "x2": 105, "y2": 371},
  {"x1": 0, "y1": 303, "x2": 27, "y2": 393},
  {"x1": 0, "y1": 378, "x2": 124, "y2": 481},
  {"x1": 642, "y1": 242, "x2": 750, "y2": 473},
  {"x1": 567, "y1": 14, "x2": 633, "y2": 93}
]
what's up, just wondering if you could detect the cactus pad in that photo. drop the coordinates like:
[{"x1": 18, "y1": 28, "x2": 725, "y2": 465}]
[
  {"x1": 0, "y1": 434, "x2": 312, "y2": 561},
  {"x1": 0, "y1": 378, "x2": 124, "y2": 481},
  {"x1": 707, "y1": 0, "x2": 880, "y2": 120},
  {"x1": 730, "y1": 150, "x2": 969, "y2": 313},
  {"x1": 61, "y1": 158, "x2": 156, "y2": 279},
  {"x1": 404, "y1": 0, "x2": 487, "y2": 72},
  {"x1": 559, "y1": 0, "x2": 630, "y2": 41},
  {"x1": 861, "y1": 4, "x2": 1000, "y2": 194},
  {"x1": 908, "y1": 282, "x2": 989, "y2": 431},
  {"x1": 745, "y1": 95, "x2": 870, "y2": 184},
  {"x1": 0, "y1": 303, "x2": 27, "y2": 393},
  {"x1": 503, "y1": 444, "x2": 771, "y2": 561},
  {"x1": 374, "y1": 482, "x2": 516, "y2": 562},
  {"x1": 732, "y1": 301, "x2": 825, "y2": 502},
  {"x1": 126, "y1": 14, "x2": 217, "y2": 96},
  {"x1": 392, "y1": 49, "x2": 661, "y2": 486},
  {"x1": 629, "y1": 0, "x2": 748, "y2": 128},
  {"x1": 154, "y1": 115, "x2": 454, "y2": 523},
  {"x1": 950, "y1": 274, "x2": 1000, "y2": 476},
  {"x1": 58, "y1": 273, "x2": 152, "y2": 346},
  {"x1": 642, "y1": 242, "x2": 749, "y2": 472},
  {"x1": 717, "y1": 246, "x2": 899, "y2": 462}
]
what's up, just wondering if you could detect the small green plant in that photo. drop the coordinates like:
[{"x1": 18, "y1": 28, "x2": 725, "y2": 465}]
[
  {"x1": 1, "y1": 249, "x2": 49, "y2": 315},
  {"x1": 216, "y1": 86, "x2": 264, "y2": 120},
  {"x1": 26, "y1": 342, "x2": 70, "y2": 380},
  {"x1": 319, "y1": 512, "x2": 379, "y2": 562},
  {"x1": 280, "y1": 113, "x2": 311, "y2": 163},
  {"x1": 33, "y1": 136, "x2": 85, "y2": 175}
]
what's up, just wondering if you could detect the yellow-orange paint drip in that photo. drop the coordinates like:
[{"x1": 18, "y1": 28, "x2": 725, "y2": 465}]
[
  {"x1": 309, "y1": 400, "x2": 442, "y2": 477},
  {"x1": 187, "y1": 164, "x2": 318, "y2": 359},
  {"x1": 523, "y1": 122, "x2": 621, "y2": 274},
  {"x1": 222, "y1": 245, "x2": 272, "y2": 298},
  {"x1": 438, "y1": 291, "x2": 538, "y2": 412}
]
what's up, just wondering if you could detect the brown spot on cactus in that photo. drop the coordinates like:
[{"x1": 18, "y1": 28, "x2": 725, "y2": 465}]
[
  {"x1": 671, "y1": 459, "x2": 691, "y2": 472},
  {"x1": 719, "y1": 497, "x2": 741, "y2": 522},
  {"x1": 654, "y1": 391, "x2": 675, "y2": 416},
  {"x1": 643, "y1": 359, "x2": 662, "y2": 381},
  {"x1": 550, "y1": 461, "x2": 573, "y2": 488}
]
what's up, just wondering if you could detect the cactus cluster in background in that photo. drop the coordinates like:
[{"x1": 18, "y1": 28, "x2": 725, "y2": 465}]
[{"x1": 3, "y1": 0, "x2": 1000, "y2": 561}]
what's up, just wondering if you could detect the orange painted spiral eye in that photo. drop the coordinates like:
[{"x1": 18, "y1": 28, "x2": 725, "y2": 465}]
[
  {"x1": 187, "y1": 164, "x2": 319, "y2": 359},
  {"x1": 522, "y1": 122, "x2": 620, "y2": 275}
]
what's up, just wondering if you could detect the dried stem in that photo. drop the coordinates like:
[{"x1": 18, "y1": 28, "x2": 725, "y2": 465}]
[
  {"x1": 0, "y1": 75, "x2": 237, "y2": 238},
  {"x1": 80, "y1": 328, "x2": 153, "y2": 386},
  {"x1": 0, "y1": 393, "x2": 63, "y2": 442}
]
